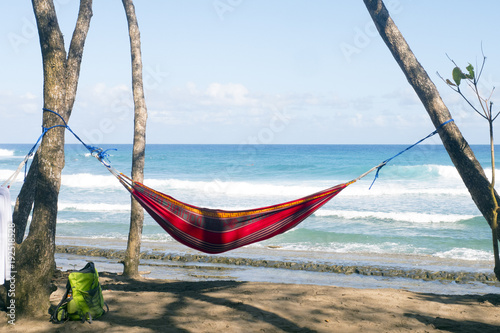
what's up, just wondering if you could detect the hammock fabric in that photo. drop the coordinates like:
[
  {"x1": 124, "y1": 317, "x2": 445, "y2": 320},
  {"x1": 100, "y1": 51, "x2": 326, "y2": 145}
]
[{"x1": 118, "y1": 173, "x2": 352, "y2": 254}]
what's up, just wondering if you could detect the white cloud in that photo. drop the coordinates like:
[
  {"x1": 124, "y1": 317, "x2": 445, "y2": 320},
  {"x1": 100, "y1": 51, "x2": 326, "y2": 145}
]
[
  {"x1": 0, "y1": 80, "x2": 435, "y2": 144},
  {"x1": 21, "y1": 92, "x2": 37, "y2": 100},
  {"x1": 144, "y1": 82, "x2": 351, "y2": 128},
  {"x1": 0, "y1": 90, "x2": 42, "y2": 143},
  {"x1": 0, "y1": 90, "x2": 41, "y2": 118},
  {"x1": 349, "y1": 113, "x2": 363, "y2": 126},
  {"x1": 204, "y1": 82, "x2": 251, "y2": 106},
  {"x1": 89, "y1": 83, "x2": 132, "y2": 109},
  {"x1": 373, "y1": 115, "x2": 386, "y2": 126},
  {"x1": 5, "y1": 80, "x2": 440, "y2": 144},
  {"x1": 383, "y1": 87, "x2": 420, "y2": 107}
]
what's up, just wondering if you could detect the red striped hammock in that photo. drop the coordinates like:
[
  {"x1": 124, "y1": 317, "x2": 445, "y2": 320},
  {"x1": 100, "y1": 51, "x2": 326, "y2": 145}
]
[{"x1": 117, "y1": 173, "x2": 354, "y2": 254}]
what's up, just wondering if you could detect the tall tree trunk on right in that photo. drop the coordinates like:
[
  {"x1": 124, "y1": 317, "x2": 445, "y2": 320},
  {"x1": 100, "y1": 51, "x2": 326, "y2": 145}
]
[
  {"x1": 362, "y1": 1, "x2": 500, "y2": 239},
  {"x1": 122, "y1": 0, "x2": 148, "y2": 278}
]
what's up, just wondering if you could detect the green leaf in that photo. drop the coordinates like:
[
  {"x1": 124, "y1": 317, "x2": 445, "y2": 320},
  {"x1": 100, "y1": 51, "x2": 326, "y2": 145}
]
[
  {"x1": 466, "y1": 64, "x2": 475, "y2": 80},
  {"x1": 452, "y1": 67, "x2": 466, "y2": 86}
]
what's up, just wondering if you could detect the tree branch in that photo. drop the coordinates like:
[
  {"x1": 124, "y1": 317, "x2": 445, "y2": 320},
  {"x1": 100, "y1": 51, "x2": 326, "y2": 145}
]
[{"x1": 64, "y1": 0, "x2": 93, "y2": 119}]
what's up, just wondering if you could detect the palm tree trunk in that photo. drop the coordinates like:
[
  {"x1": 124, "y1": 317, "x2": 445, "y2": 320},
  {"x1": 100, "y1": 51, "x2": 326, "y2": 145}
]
[{"x1": 122, "y1": 0, "x2": 148, "y2": 278}]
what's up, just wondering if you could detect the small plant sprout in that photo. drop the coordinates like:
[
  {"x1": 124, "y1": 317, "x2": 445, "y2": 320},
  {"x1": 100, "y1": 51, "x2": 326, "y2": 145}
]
[{"x1": 438, "y1": 48, "x2": 500, "y2": 279}]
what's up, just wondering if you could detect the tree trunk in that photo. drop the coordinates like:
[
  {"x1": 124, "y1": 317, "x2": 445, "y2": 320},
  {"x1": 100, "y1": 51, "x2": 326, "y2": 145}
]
[
  {"x1": 122, "y1": 0, "x2": 148, "y2": 278},
  {"x1": 362, "y1": 1, "x2": 500, "y2": 234},
  {"x1": 12, "y1": 154, "x2": 38, "y2": 244},
  {"x1": 11, "y1": 0, "x2": 92, "y2": 317}
]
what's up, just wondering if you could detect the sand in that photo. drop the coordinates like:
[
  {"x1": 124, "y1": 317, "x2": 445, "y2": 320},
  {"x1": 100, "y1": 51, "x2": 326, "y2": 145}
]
[{"x1": 2, "y1": 270, "x2": 500, "y2": 333}]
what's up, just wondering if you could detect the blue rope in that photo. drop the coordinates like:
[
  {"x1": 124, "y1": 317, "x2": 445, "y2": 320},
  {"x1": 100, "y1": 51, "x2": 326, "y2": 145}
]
[
  {"x1": 20, "y1": 109, "x2": 112, "y2": 179},
  {"x1": 369, "y1": 119, "x2": 454, "y2": 189},
  {"x1": 42, "y1": 108, "x2": 116, "y2": 167},
  {"x1": 19, "y1": 109, "x2": 116, "y2": 174},
  {"x1": 21, "y1": 112, "x2": 69, "y2": 178},
  {"x1": 23, "y1": 128, "x2": 47, "y2": 179}
]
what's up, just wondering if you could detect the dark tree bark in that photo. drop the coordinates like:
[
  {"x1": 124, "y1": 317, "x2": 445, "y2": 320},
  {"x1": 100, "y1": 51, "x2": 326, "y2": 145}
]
[
  {"x1": 122, "y1": 0, "x2": 148, "y2": 278},
  {"x1": 362, "y1": 0, "x2": 500, "y2": 259},
  {"x1": 10, "y1": 0, "x2": 93, "y2": 316}
]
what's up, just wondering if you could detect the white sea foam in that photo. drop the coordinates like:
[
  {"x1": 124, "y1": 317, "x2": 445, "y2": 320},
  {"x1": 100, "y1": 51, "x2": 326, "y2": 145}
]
[
  {"x1": 433, "y1": 165, "x2": 461, "y2": 179},
  {"x1": 133, "y1": 178, "x2": 323, "y2": 198},
  {"x1": 394, "y1": 164, "x2": 500, "y2": 182},
  {"x1": 58, "y1": 202, "x2": 130, "y2": 212},
  {"x1": 405, "y1": 164, "x2": 461, "y2": 180},
  {"x1": 0, "y1": 169, "x2": 20, "y2": 183},
  {"x1": 435, "y1": 165, "x2": 500, "y2": 182},
  {"x1": 87, "y1": 233, "x2": 128, "y2": 240},
  {"x1": 62, "y1": 173, "x2": 122, "y2": 189},
  {"x1": 0, "y1": 149, "x2": 14, "y2": 157},
  {"x1": 265, "y1": 242, "x2": 492, "y2": 262},
  {"x1": 127, "y1": 177, "x2": 468, "y2": 198},
  {"x1": 434, "y1": 248, "x2": 493, "y2": 261},
  {"x1": 266, "y1": 241, "x2": 420, "y2": 255},
  {"x1": 57, "y1": 218, "x2": 99, "y2": 224},
  {"x1": 57, "y1": 217, "x2": 127, "y2": 224},
  {"x1": 60, "y1": 173, "x2": 318, "y2": 196},
  {"x1": 142, "y1": 233, "x2": 175, "y2": 242},
  {"x1": 342, "y1": 185, "x2": 468, "y2": 197},
  {"x1": 57, "y1": 219, "x2": 82, "y2": 224},
  {"x1": 314, "y1": 209, "x2": 476, "y2": 223},
  {"x1": 59, "y1": 164, "x2": 472, "y2": 198}
]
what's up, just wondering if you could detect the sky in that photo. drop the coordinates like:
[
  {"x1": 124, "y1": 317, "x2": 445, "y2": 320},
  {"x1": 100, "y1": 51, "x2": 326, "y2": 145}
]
[{"x1": 1, "y1": 0, "x2": 500, "y2": 145}]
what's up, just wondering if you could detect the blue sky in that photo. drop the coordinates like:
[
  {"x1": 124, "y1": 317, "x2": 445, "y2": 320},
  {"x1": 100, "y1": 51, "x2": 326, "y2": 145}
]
[{"x1": 1, "y1": 1, "x2": 500, "y2": 145}]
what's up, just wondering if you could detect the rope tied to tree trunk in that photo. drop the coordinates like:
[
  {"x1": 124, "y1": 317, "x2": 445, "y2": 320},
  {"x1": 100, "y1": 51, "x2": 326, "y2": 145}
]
[
  {"x1": 1, "y1": 109, "x2": 115, "y2": 188},
  {"x1": 42, "y1": 108, "x2": 115, "y2": 165},
  {"x1": 368, "y1": 118, "x2": 454, "y2": 189}
]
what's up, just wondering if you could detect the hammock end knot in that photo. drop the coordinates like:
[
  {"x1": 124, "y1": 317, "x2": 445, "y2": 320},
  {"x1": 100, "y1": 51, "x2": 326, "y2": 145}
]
[
  {"x1": 90, "y1": 147, "x2": 116, "y2": 167},
  {"x1": 369, "y1": 161, "x2": 387, "y2": 190}
]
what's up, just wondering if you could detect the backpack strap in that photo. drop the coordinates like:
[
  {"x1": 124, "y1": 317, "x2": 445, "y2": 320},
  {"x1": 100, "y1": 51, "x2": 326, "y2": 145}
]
[
  {"x1": 50, "y1": 281, "x2": 72, "y2": 324},
  {"x1": 83, "y1": 312, "x2": 92, "y2": 324}
]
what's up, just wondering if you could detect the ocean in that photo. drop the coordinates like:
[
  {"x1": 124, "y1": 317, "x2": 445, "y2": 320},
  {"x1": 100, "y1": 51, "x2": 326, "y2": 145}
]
[{"x1": 1, "y1": 143, "x2": 500, "y2": 293}]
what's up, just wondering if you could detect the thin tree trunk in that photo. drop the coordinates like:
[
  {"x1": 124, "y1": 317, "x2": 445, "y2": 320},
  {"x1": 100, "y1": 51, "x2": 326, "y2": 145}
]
[
  {"x1": 12, "y1": 154, "x2": 38, "y2": 243},
  {"x1": 122, "y1": 0, "x2": 148, "y2": 278},
  {"x1": 362, "y1": 0, "x2": 500, "y2": 240},
  {"x1": 11, "y1": 0, "x2": 92, "y2": 316},
  {"x1": 488, "y1": 120, "x2": 500, "y2": 276}
]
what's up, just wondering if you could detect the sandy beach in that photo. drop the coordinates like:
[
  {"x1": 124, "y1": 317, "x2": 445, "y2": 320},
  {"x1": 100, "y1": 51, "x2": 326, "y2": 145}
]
[
  {"x1": 3, "y1": 240, "x2": 500, "y2": 333},
  {"x1": 2, "y1": 268, "x2": 499, "y2": 333}
]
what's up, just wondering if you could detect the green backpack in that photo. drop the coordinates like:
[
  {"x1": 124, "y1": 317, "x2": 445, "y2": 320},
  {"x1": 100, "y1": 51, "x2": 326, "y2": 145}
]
[{"x1": 51, "y1": 262, "x2": 108, "y2": 323}]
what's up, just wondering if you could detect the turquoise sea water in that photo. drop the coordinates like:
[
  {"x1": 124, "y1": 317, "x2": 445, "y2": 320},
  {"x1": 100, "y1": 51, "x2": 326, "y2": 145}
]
[{"x1": 0, "y1": 144, "x2": 497, "y2": 272}]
